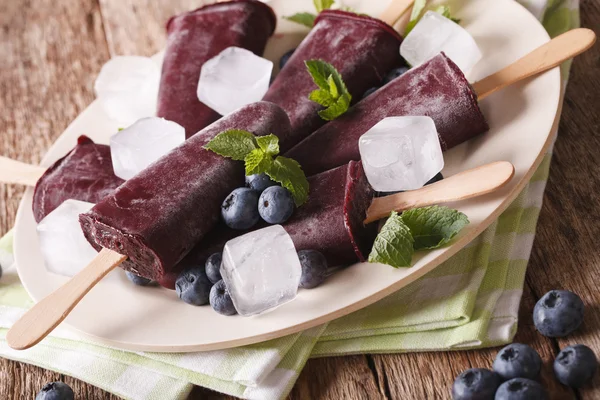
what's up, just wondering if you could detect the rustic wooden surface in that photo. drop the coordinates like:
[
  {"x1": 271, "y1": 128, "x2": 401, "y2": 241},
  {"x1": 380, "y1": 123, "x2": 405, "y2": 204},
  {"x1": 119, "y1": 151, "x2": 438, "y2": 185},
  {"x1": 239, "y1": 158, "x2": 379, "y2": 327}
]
[{"x1": 0, "y1": 0, "x2": 598, "y2": 398}]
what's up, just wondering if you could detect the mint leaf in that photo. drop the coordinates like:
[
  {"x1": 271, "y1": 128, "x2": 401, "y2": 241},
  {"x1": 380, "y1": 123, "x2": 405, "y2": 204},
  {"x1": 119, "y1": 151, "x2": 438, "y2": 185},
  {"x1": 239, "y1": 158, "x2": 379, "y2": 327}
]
[
  {"x1": 435, "y1": 5, "x2": 461, "y2": 24},
  {"x1": 327, "y1": 74, "x2": 339, "y2": 98},
  {"x1": 305, "y1": 60, "x2": 352, "y2": 120},
  {"x1": 305, "y1": 60, "x2": 331, "y2": 90},
  {"x1": 244, "y1": 148, "x2": 274, "y2": 176},
  {"x1": 404, "y1": 0, "x2": 427, "y2": 35},
  {"x1": 283, "y1": 12, "x2": 316, "y2": 28},
  {"x1": 368, "y1": 211, "x2": 414, "y2": 268},
  {"x1": 318, "y1": 93, "x2": 351, "y2": 121},
  {"x1": 313, "y1": 0, "x2": 334, "y2": 12},
  {"x1": 256, "y1": 134, "x2": 279, "y2": 156},
  {"x1": 401, "y1": 206, "x2": 469, "y2": 250},
  {"x1": 204, "y1": 129, "x2": 257, "y2": 161},
  {"x1": 309, "y1": 89, "x2": 336, "y2": 107},
  {"x1": 266, "y1": 156, "x2": 310, "y2": 206}
]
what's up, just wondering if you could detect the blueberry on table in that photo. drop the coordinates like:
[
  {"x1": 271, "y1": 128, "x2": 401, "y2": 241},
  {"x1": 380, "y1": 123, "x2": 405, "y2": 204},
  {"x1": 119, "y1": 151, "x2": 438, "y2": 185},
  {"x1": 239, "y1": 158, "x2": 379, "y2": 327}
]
[
  {"x1": 125, "y1": 271, "x2": 155, "y2": 286},
  {"x1": 426, "y1": 172, "x2": 444, "y2": 185},
  {"x1": 246, "y1": 173, "x2": 277, "y2": 193},
  {"x1": 222, "y1": 187, "x2": 260, "y2": 230},
  {"x1": 534, "y1": 290, "x2": 584, "y2": 337},
  {"x1": 258, "y1": 186, "x2": 295, "y2": 224},
  {"x1": 209, "y1": 280, "x2": 237, "y2": 316},
  {"x1": 492, "y1": 343, "x2": 542, "y2": 380},
  {"x1": 279, "y1": 48, "x2": 295, "y2": 70},
  {"x1": 298, "y1": 250, "x2": 328, "y2": 289},
  {"x1": 554, "y1": 344, "x2": 598, "y2": 387},
  {"x1": 176, "y1": 267, "x2": 212, "y2": 306},
  {"x1": 494, "y1": 378, "x2": 547, "y2": 400},
  {"x1": 205, "y1": 252, "x2": 223, "y2": 284},
  {"x1": 362, "y1": 87, "x2": 379, "y2": 99},
  {"x1": 452, "y1": 368, "x2": 501, "y2": 400},
  {"x1": 35, "y1": 382, "x2": 74, "y2": 400},
  {"x1": 382, "y1": 66, "x2": 409, "y2": 85}
]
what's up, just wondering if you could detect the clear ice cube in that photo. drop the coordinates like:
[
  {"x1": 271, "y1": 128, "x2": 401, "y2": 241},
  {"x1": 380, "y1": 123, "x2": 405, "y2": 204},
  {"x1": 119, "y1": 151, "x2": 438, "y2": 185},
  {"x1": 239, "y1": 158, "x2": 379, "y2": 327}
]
[
  {"x1": 110, "y1": 117, "x2": 185, "y2": 180},
  {"x1": 197, "y1": 47, "x2": 273, "y2": 116},
  {"x1": 94, "y1": 56, "x2": 160, "y2": 125},
  {"x1": 358, "y1": 116, "x2": 444, "y2": 192},
  {"x1": 400, "y1": 11, "x2": 482, "y2": 74},
  {"x1": 37, "y1": 199, "x2": 98, "y2": 277},
  {"x1": 221, "y1": 225, "x2": 302, "y2": 316}
]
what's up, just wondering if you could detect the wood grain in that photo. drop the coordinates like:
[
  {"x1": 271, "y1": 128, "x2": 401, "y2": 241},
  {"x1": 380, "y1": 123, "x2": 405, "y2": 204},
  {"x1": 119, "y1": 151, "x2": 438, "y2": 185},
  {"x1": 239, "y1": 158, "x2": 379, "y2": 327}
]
[{"x1": 0, "y1": 0, "x2": 599, "y2": 399}]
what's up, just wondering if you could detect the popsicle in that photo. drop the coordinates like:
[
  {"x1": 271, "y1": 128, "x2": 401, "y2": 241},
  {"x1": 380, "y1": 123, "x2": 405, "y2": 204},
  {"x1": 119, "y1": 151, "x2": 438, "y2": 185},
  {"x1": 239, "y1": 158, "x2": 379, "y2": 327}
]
[
  {"x1": 79, "y1": 102, "x2": 292, "y2": 282},
  {"x1": 263, "y1": 9, "x2": 405, "y2": 144},
  {"x1": 157, "y1": 0, "x2": 277, "y2": 137}
]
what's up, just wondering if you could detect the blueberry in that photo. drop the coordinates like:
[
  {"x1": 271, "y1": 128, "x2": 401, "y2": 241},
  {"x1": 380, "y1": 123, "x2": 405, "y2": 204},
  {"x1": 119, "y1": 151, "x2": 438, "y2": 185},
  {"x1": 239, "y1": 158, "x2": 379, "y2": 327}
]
[
  {"x1": 176, "y1": 267, "x2": 212, "y2": 306},
  {"x1": 383, "y1": 66, "x2": 409, "y2": 85},
  {"x1": 279, "y1": 48, "x2": 295, "y2": 70},
  {"x1": 492, "y1": 343, "x2": 542, "y2": 380},
  {"x1": 534, "y1": 290, "x2": 584, "y2": 337},
  {"x1": 426, "y1": 172, "x2": 444, "y2": 185},
  {"x1": 452, "y1": 368, "x2": 501, "y2": 400},
  {"x1": 258, "y1": 186, "x2": 295, "y2": 224},
  {"x1": 222, "y1": 187, "x2": 260, "y2": 230},
  {"x1": 246, "y1": 173, "x2": 277, "y2": 193},
  {"x1": 362, "y1": 87, "x2": 379, "y2": 99},
  {"x1": 205, "y1": 252, "x2": 223, "y2": 284},
  {"x1": 554, "y1": 344, "x2": 598, "y2": 387},
  {"x1": 494, "y1": 378, "x2": 547, "y2": 400},
  {"x1": 35, "y1": 382, "x2": 74, "y2": 400},
  {"x1": 125, "y1": 271, "x2": 155, "y2": 286},
  {"x1": 209, "y1": 280, "x2": 237, "y2": 316},
  {"x1": 297, "y1": 250, "x2": 328, "y2": 289}
]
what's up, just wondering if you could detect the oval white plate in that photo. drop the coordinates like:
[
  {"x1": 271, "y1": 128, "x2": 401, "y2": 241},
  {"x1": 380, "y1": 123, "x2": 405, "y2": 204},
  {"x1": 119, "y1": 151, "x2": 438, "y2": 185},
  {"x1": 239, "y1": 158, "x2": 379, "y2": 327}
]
[{"x1": 14, "y1": 0, "x2": 560, "y2": 352}]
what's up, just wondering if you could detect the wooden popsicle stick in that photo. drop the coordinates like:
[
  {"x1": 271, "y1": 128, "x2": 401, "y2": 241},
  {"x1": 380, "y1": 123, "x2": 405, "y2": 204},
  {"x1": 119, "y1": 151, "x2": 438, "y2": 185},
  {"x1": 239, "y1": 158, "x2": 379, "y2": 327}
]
[
  {"x1": 6, "y1": 248, "x2": 127, "y2": 350},
  {"x1": 0, "y1": 156, "x2": 46, "y2": 187},
  {"x1": 473, "y1": 28, "x2": 596, "y2": 100},
  {"x1": 379, "y1": 0, "x2": 416, "y2": 26},
  {"x1": 364, "y1": 161, "x2": 515, "y2": 224}
]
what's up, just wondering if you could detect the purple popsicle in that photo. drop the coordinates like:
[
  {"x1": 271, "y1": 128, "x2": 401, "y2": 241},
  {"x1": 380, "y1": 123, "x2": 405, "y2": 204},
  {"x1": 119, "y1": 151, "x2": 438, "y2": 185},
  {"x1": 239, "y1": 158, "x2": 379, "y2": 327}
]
[
  {"x1": 263, "y1": 10, "x2": 404, "y2": 144},
  {"x1": 285, "y1": 53, "x2": 489, "y2": 176},
  {"x1": 157, "y1": 0, "x2": 277, "y2": 138}
]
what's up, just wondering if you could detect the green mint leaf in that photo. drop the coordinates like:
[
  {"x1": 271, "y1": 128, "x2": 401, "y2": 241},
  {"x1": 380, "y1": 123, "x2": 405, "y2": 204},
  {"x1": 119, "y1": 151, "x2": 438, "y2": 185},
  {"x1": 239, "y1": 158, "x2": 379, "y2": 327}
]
[
  {"x1": 265, "y1": 156, "x2": 309, "y2": 206},
  {"x1": 305, "y1": 60, "x2": 331, "y2": 90},
  {"x1": 244, "y1": 148, "x2": 274, "y2": 176},
  {"x1": 117, "y1": 127, "x2": 125, "y2": 131},
  {"x1": 313, "y1": 0, "x2": 334, "y2": 12},
  {"x1": 368, "y1": 211, "x2": 414, "y2": 268},
  {"x1": 256, "y1": 134, "x2": 279, "y2": 156},
  {"x1": 283, "y1": 12, "x2": 316, "y2": 28},
  {"x1": 404, "y1": 0, "x2": 427, "y2": 36},
  {"x1": 401, "y1": 206, "x2": 469, "y2": 250},
  {"x1": 318, "y1": 93, "x2": 351, "y2": 121},
  {"x1": 305, "y1": 60, "x2": 352, "y2": 120},
  {"x1": 309, "y1": 89, "x2": 336, "y2": 107},
  {"x1": 204, "y1": 129, "x2": 257, "y2": 161},
  {"x1": 327, "y1": 74, "x2": 339, "y2": 99},
  {"x1": 434, "y1": 5, "x2": 460, "y2": 23}
]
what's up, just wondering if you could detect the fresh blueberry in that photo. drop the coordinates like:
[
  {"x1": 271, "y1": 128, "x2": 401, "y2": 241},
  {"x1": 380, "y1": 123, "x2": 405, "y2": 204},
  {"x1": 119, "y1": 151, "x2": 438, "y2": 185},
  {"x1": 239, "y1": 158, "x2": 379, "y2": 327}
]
[
  {"x1": 493, "y1": 343, "x2": 542, "y2": 380},
  {"x1": 383, "y1": 66, "x2": 409, "y2": 85},
  {"x1": 209, "y1": 280, "x2": 237, "y2": 316},
  {"x1": 246, "y1": 173, "x2": 277, "y2": 193},
  {"x1": 554, "y1": 344, "x2": 598, "y2": 387},
  {"x1": 279, "y1": 48, "x2": 295, "y2": 70},
  {"x1": 222, "y1": 187, "x2": 260, "y2": 230},
  {"x1": 534, "y1": 290, "x2": 584, "y2": 337},
  {"x1": 426, "y1": 172, "x2": 444, "y2": 185},
  {"x1": 452, "y1": 368, "x2": 501, "y2": 400},
  {"x1": 125, "y1": 271, "x2": 155, "y2": 286},
  {"x1": 205, "y1": 252, "x2": 223, "y2": 284},
  {"x1": 494, "y1": 378, "x2": 547, "y2": 400},
  {"x1": 362, "y1": 87, "x2": 379, "y2": 99},
  {"x1": 35, "y1": 382, "x2": 74, "y2": 400},
  {"x1": 176, "y1": 267, "x2": 212, "y2": 306},
  {"x1": 258, "y1": 186, "x2": 295, "y2": 224},
  {"x1": 298, "y1": 250, "x2": 328, "y2": 289}
]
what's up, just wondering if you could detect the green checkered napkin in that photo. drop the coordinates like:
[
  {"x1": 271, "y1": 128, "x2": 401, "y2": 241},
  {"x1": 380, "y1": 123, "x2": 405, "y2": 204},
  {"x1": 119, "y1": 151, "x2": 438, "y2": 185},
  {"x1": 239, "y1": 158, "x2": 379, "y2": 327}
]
[{"x1": 0, "y1": 1, "x2": 579, "y2": 399}]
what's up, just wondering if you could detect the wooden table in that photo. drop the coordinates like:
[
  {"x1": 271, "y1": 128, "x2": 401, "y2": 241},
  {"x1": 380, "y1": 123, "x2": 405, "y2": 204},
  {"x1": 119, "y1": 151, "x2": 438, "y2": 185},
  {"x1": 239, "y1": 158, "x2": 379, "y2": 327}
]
[{"x1": 0, "y1": 1, "x2": 598, "y2": 398}]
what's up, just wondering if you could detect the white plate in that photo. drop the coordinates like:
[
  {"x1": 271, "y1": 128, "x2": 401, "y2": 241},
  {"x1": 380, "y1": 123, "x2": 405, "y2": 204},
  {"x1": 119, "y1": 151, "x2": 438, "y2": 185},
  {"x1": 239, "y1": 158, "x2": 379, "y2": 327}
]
[{"x1": 14, "y1": 0, "x2": 560, "y2": 352}]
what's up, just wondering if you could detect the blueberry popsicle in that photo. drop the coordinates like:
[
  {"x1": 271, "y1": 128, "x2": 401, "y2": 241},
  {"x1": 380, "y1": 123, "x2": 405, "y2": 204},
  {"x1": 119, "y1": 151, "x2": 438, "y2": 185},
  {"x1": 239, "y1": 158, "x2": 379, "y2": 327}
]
[
  {"x1": 263, "y1": 10, "x2": 404, "y2": 145},
  {"x1": 79, "y1": 102, "x2": 291, "y2": 282},
  {"x1": 157, "y1": 0, "x2": 277, "y2": 138}
]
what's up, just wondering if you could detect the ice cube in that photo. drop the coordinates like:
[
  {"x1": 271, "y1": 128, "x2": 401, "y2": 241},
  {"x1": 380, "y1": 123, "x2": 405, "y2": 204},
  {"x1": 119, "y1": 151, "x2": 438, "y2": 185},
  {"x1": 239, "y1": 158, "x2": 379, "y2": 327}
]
[
  {"x1": 110, "y1": 117, "x2": 185, "y2": 180},
  {"x1": 37, "y1": 200, "x2": 98, "y2": 277},
  {"x1": 400, "y1": 11, "x2": 482, "y2": 74},
  {"x1": 197, "y1": 47, "x2": 273, "y2": 116},
  {"x1": 358, "y1": 116, "x2": 444, "y2": 191},
  {"x1": 94, "y1": 56, "x2": 160, "y2": 125},
  {"x1": 221, "y1": 225, "x2": 302, "y2": 316}
]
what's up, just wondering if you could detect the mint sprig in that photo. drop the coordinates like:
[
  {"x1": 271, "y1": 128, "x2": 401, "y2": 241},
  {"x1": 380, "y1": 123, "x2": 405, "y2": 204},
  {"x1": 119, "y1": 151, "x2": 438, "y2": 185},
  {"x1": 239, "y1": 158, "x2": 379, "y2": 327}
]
[
  {"x1": 305, "y1": 60, "x2": 352, "y2": 121},
  {"x1": 368, "y1": 211, "x2": 414, "y2": 268},
  {"x1": 204, "y1": 130, "x2": 309, "y2": 206},
  {"x1": 314, "y1": 0, "x2": 334, "y2": 12},
  {"x1": 283, "y1": 12, "x2": 316, "y2": 28},
  {"x1": 404, "y1": 1, "x2": 461, "y2": 36}
]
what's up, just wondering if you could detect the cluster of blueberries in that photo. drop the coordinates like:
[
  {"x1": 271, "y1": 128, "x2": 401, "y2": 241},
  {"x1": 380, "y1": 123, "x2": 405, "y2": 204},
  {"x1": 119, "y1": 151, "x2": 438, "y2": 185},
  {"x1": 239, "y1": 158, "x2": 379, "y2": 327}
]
[{"x1": 452, "y1": 290, "x2": 597, "y2": 399}]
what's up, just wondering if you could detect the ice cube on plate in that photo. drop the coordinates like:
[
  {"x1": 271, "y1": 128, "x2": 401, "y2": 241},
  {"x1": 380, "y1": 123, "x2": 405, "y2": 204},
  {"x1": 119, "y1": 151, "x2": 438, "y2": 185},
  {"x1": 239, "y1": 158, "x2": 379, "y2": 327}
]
[
  {"x1": 400, "y1": 11, "x2": 482, "y2": 74},
  {"x1": 197, "y1": 46, "x2": 273, "y2": 116},
  {"x1": 221, "y1": 225, "x2": 302, "y2": 316},
  {"x1": 37, "y1": 199, "x2": 97, "y2": 277},
  {"x1": 110, "y1": 117, "x2": 185, "y2": 180},
  {"x1": 94, "y1": 56, "x2": 160, "y2": 125},
  {"x1": 358, "y1": 116, "x2": 444, "y2": 192}
]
